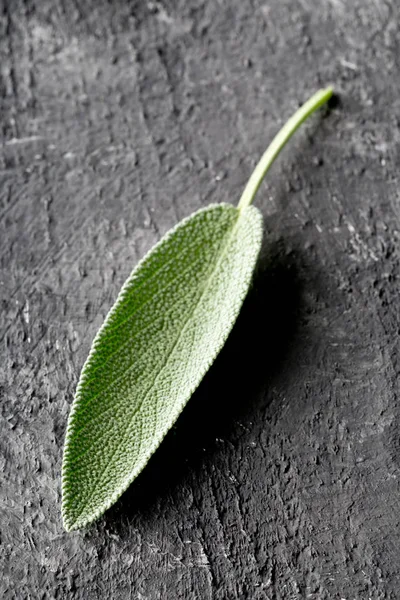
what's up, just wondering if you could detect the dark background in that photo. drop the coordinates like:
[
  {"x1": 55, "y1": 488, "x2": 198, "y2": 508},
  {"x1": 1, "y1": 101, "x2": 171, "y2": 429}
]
[{"x1": 1, "y1": 1, "x2": 400, "y2": 598}]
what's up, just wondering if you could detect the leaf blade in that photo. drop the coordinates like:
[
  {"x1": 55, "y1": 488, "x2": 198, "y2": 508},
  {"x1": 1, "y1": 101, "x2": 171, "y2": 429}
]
[{"x1": 62, "y1": 203, "x2": 263, "y2": 531}]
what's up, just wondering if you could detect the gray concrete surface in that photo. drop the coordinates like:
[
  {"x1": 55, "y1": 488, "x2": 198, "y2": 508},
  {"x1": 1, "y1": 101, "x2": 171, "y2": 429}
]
[{"x1": 1, "y1": 1, "x2": 400, "y2": 598}]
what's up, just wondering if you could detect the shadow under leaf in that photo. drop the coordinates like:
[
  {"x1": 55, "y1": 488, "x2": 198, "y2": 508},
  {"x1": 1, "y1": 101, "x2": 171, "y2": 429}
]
[{"x1": 105, "y1": 239, "x2": 303, "y2": 531}]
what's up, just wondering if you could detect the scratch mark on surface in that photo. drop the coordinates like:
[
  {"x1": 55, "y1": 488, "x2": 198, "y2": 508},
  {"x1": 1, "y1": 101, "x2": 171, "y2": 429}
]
[{"x1": 4, "y1": 136, "x2": 43, "y2": 145}]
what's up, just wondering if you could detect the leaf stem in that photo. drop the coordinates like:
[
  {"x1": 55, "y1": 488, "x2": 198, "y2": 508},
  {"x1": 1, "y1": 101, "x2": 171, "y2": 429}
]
[{"x1": 238, "y1": 87, "x2": 333, "y2": 210}]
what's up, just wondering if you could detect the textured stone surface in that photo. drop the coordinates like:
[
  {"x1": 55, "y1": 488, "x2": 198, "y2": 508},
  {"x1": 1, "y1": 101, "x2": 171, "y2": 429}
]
[{"x1": 1, "y1": 1, "x2": 400, "y2": 598}]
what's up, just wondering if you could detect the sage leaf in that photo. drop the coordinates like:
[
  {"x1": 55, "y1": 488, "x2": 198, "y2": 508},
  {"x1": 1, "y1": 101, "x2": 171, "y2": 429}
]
[{"x1": 62, "y1": 87, "x2": 333, "y2": 531}]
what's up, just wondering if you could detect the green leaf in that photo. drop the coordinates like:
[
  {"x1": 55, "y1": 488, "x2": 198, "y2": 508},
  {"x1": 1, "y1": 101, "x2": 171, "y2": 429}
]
[
  {"x1": 62, "y1": 203, "x2": 263, "y2": 531},
  {"x1": 62, "y1": 87, "x2": 333, "y2": 531}
]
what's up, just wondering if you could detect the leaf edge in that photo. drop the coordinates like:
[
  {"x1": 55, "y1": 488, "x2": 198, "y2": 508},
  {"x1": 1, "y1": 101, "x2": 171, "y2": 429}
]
[{"x1": 61, "y1": 203, "x2": 263, "y2": 531}]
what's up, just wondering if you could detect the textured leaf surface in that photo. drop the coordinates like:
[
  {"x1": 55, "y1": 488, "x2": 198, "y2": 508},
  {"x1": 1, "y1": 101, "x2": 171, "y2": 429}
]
[{"x1": 62, "y1": 203, "x2": 263, "y2": 531}]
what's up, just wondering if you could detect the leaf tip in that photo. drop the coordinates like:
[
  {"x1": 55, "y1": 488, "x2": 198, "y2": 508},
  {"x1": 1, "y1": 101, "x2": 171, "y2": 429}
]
[
  {"x1": 61, "y1": 509, "x2": 74, "y2": 532},
  {"x1": 62, "y1": 504, "x2": 85, "y2": 532}
]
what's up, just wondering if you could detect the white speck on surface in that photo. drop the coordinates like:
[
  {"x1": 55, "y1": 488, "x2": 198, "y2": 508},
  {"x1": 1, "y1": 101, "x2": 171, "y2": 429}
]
[
  {"x1": 23, "y1": 302, "x2": 30, "y2": 325},
  {"x1": 344, "y1": 217, "x2": 379, "y2": 262},
  {"x1": 196, "y1": 544, "x2": 210, "y2": 568},
  {"x1": 347, "y1": 223, "x2": 356, "y2": 234},
  {"x1": 340, "y1": 58, "x2": 357, "y2": 70},
  {"x1": 5, "y1": 136, "x2": 43, "y2": 145}
]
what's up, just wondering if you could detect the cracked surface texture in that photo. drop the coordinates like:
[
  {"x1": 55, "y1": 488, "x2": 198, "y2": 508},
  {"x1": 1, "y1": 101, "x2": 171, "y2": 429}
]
[{"x1": 1, "y1": 0, "x2": 400, "y2": 598}]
